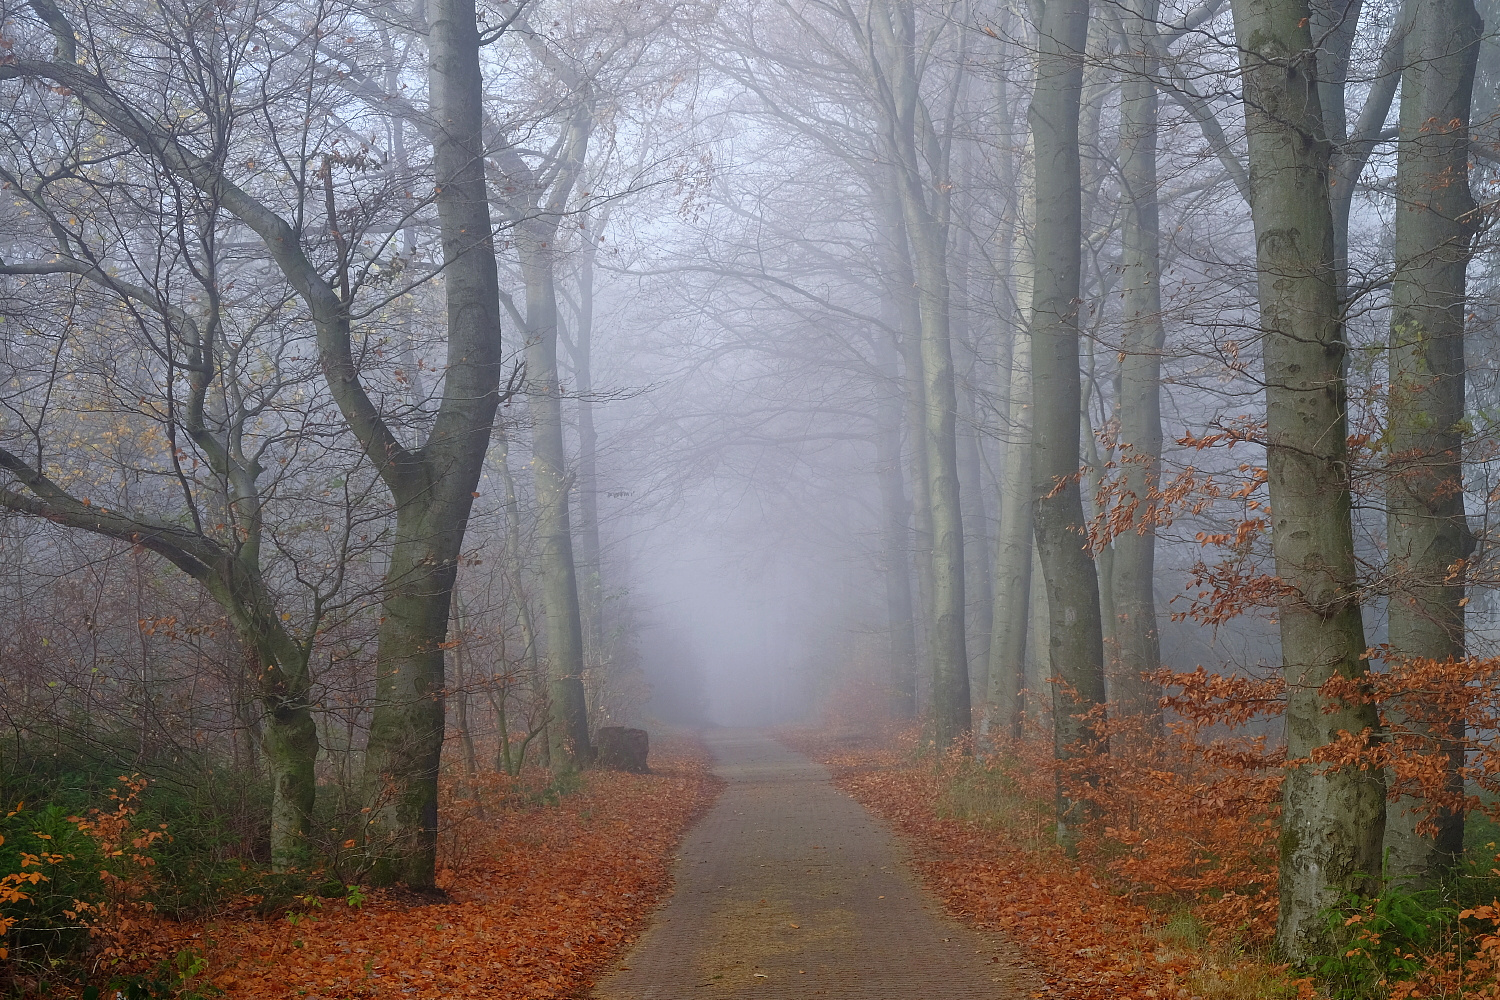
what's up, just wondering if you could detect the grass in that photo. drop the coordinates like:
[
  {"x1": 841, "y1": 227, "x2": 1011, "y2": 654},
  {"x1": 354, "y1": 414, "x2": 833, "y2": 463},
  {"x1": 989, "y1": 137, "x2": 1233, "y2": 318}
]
[{"x1": 933, "y1": 756, "x2": 1054, "y2": 851}]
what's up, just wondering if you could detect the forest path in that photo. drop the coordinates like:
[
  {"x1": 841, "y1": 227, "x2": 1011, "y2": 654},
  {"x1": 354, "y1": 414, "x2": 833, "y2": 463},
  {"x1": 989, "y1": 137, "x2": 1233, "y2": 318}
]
[{"x1": 591, "y1": 730, "x2": 1036, "y2": 1000}]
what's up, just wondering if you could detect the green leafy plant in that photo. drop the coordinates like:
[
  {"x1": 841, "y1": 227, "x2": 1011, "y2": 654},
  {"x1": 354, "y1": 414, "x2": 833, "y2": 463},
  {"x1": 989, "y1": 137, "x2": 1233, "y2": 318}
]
[
  {"x1": 79, "y1": 946, "x2": 223, "y2": 1000},
  {"x1": 1311, "y1": 884, "x2": 1458, "y2": 999}
]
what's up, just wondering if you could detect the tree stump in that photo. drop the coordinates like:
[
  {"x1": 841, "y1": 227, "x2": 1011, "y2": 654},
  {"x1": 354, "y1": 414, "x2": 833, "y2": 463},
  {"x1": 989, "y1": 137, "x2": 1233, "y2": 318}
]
[{"x1": 595, "y1": 727, "x2": 649, "y2": 773}]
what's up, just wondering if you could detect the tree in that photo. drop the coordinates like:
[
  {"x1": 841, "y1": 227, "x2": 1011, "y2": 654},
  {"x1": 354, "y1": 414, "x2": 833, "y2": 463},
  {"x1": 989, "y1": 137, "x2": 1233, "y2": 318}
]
[
  {"x1": 493, "y1": 97, "x2": 595, "y2": 766},
  {"x1": 1382, "y1": 0, "x2": 1481, "y2": 886},
  {"x1": 0, "y1": 0, "x2": 512, "y2": 888},
  {"x1": 1108, "y1": 0, "x2": 1167, "y2": 729},
  {"x1": 1228, "y1": 0, "x2": 1386, "y2": 957},
  {"x1": 867, "y1": 0, "x2": 971, "y2": 747},
  {"x1": 1027, "y1": 0, "x2": 1109, "y2": 833},
  {"x1": 0, "y1": 1, "x2": 374, "y2": 872}
]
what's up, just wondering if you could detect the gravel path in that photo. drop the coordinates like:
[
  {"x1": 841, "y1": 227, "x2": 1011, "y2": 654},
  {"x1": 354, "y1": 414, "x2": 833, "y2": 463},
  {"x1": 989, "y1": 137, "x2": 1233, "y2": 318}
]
[{"x1": 592, "y1": 730, "x2": 1039, "y2": 999}]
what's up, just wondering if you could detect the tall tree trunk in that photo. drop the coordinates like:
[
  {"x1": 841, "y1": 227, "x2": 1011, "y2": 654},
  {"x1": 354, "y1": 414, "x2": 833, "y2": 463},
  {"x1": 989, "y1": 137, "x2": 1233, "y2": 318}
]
[
  {"x1": 496, "y1": 424, "x2": 548, "y2": 765},
  {"x1": 877, "y1": 324, "x2": 919, "y2": 718},
  {"x1": 953, "y1": 242, "x2": 994, "y2": 701},
  {"x1": 11, "y1": 0, "x2": 506, "y2": 891},
  {"x1": 906, "y1": 198, "x2": 971, "y2": 748},
  {"x1": 985, "y1": 31, "x2": 1032, "y2": 737},
  {"x1": 361, "y1": 0, "x2": 505, "y2": 888},
  {"x1": 885, "y1": 201, "x2": 937, "y2": 696},
  {"x1": 450, "y1": 601, "x2": 480, "y2": 780},
  {"x1": 0, "y1": 457, "x2": 319, "y2": 875},
  {"x1": 520, "y1": 220, "x2": 593, "y2": 769},
  {"x1": 958, "y1": 378, "x2": 993, "y2": 707},
  {"x1": 1383, "y1": 0, "x2": 1480, "y2": 887},
  {"x1": 1081, "y1": 376, "x2": 1116, "y2": 666},
  {"x1": 1112, "y1": 0, "x2": 1166, "y2": 729},
  {"x1": 205, "y1": 564, "x2": 317, "y2": 872},
  {"x1": 1229, "y1": 0, "x2": 1386, "y2": 958},
  {"x1": 244, "y1": 628, "x2": 316, "y2": 872},
  {"x1": 1029, "y1": 0, "x2": 1107, "y2": 837},
  {"x1": 875, "y1": 0, "x2": 970, "y2": 746},
  {"x1": 571, "y1": 218, "x2": 606, "y2": 670},
  {"x1": 1311, "y1": 0, "x2": 1363, "y2": 300},
  {"x1": 988, "y1": 328, "x2": 1034, "y2": 738}
]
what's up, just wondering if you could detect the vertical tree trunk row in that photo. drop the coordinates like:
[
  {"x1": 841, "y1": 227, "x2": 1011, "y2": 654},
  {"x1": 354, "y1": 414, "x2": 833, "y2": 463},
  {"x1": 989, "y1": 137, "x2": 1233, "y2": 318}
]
[{"x1": 1382, "y1": 0, "x2": 1481, "y2": 886}]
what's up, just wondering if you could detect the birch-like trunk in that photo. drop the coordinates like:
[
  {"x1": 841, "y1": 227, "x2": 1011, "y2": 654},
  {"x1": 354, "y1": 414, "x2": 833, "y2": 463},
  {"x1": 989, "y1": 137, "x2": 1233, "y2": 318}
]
[
  {"x1": 1229, "y1": 0, "x2": 1386, "y2": 957},
  {"x1": 1383, "y1": 0, "x2": 1480, "y2": 886}
]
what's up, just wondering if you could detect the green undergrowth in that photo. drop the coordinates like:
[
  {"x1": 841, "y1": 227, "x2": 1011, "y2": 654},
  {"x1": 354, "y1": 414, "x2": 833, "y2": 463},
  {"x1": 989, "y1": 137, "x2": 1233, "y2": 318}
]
[{"x1": 0, "y1": 730, "x2": 326, "y2": 985}]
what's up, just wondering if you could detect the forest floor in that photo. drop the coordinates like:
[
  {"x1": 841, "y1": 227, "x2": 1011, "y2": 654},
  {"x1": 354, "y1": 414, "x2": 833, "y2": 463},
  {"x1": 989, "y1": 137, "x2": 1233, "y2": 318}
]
[
  {"x1": 130, "y1": 734, "x2": 721, "y2": 1000},
  {"x1": 38, "y1": 724, "x2": 1324, "y2": 999},
  {"x1": 594, "y1": 728, "x2": 1041, "y2": 1000},
  {"x1": 780, "y1": 727, "x2": 1312, "y2": 1000}
]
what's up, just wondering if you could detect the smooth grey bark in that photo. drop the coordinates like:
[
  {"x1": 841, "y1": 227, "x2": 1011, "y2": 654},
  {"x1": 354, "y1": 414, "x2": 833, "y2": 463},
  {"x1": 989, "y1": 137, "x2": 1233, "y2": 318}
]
[
  {"x1": 568, "y1": 214, "x2": 607, "y2": 678},
  {"x1": 985, "y1": 34, "x2": 1032, "y2": 737},
  {"x1": 1112, "y1": 0, "x2": 1167, "y2": 729},
  {"x1": 1329, "y1": 3, "x2": 1414, "y2": 299},
  {"x1": 1025, "y1": 542, "x2": 1052, "y2": 728},
  {"x1": 1080, "y1": 401, "x2": 1116, "y2": 671},
  {"x1": 1080, "y1": 365, "x2": 1116, "y2": 664},
  {"x1": 466, "y1": 2, "x2": 596, "y2": 761},
  {"x1": 356, "y1": 0, "x2": 507, "y2": 887},
  {"x1": 1311, "y1": 0, "x2": 1363, "y2": 145},
  {"x1": 1028, "y1": 0, "x2": 1108, "y2": 833},
  {"x1": 988, "y1": 329, "x2": 1035, "y2": 737},
  {"x1": 522, "y1": 229, "x2": 592, "y2": 767},
  {"x1": 871, "y1": 0, "x2": 971, "y2": 746},
  {"x1": 877, "y1": 322, "x2": 920, "y2": 718},
  {"x1": 953, "y1": 242, "x2": 994, "y2": 700},
  {"x1": 497, "y1": 103, "x2": 594, "y2": 768},
  {"x1": 490, "y1": 12, "x2": 615, "y2": 763},
  {"x1": 495, "y1": 425, "x2": 549, "y2": 766},
  {"x1": 1382, "y1": 0, "x2": 1480, "y2": 887},
  {"x1": 449, "y1": 602, "x2": 481, "y2": 781},
  {"x1": 1229, "y1": 0, "x2": 1386, "y2": 958},
  {"x1": 959, "y1": 364, "x2": 995, "y2": 708},
  {"x1": 884, "y1": 198, "x2": 938, "y2": 695}
]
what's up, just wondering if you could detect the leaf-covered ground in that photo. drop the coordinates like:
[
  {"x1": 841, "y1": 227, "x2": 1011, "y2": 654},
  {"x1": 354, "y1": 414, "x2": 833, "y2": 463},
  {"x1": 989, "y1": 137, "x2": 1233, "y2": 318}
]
[
  {"x1": 783, "y1": 730, "x2": 1311, "y2": 1000},
  {"x1": 136, "y1": 738, "x2": 719, "y2": 999}
]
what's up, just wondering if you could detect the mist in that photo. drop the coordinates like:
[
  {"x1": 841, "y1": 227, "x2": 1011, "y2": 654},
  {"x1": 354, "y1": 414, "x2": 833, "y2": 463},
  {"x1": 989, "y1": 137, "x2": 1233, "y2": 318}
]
[{"x1": 3, "y1": 0, "x2": 1500, "y2": 957}]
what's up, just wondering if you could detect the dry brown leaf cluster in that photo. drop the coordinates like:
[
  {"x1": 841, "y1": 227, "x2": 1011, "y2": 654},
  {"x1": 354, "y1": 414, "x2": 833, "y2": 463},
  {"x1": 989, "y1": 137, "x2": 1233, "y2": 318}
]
[{"x1": 110, "y1": 738, "x2": 719, "y2": 999}]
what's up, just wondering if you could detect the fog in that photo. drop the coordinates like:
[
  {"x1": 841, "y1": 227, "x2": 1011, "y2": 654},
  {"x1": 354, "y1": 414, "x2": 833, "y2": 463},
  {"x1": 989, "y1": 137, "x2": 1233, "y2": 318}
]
[{"x1": 4, "y1": 0, "x2": 1500, "y2": 849}]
